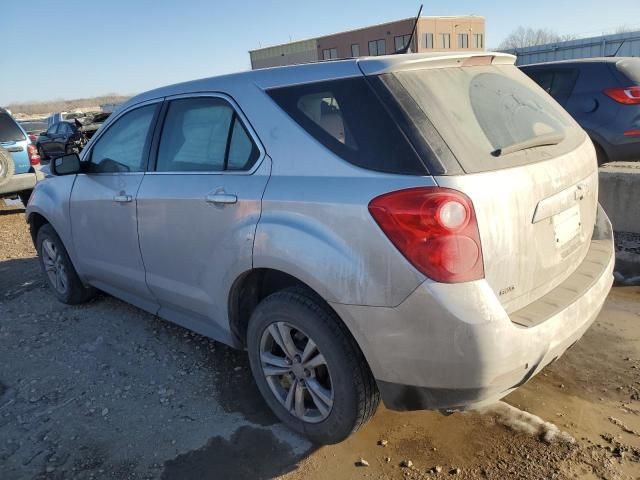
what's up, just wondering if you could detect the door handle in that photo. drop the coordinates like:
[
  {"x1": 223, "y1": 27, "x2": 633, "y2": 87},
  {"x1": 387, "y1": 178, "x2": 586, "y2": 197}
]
[
  {"x1": 205, "y1": 193, "x2": 237, "y2": 205},
  {"x1": 113, "y1": 194, "x2": 132, "y2": 203}
]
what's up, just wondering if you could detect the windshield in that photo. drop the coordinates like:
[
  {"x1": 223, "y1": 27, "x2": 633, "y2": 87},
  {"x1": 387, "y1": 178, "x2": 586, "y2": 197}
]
[
  {"x1": 0, "y1": 113, "x2": 26, "y2": 142},
  {"x1": 389, "y1": 64, "x2": 584, "y2": 173}
]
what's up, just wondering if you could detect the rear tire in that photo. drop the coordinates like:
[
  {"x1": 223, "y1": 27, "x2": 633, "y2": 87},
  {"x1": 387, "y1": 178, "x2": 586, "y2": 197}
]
[
  {"x1": 247, "y1": 287, "x2": 379, "y2": 444},
  {"x1": 36, "y1": 224, "x2": 96, "y2": 304}
]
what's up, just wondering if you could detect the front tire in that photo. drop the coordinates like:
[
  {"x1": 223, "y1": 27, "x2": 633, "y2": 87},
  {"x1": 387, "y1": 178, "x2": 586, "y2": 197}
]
[
  {"x1": 36, "y1": 224, "x2": 96, "y2": 304},
  {"x1": 247, "y1": 288, "x2": 379, "y2": 444}
]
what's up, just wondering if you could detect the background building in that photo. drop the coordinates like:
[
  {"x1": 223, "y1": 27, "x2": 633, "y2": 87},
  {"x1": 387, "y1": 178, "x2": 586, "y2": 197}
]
[
  {"x1": 249, "y1": 15, "x2": 485, "y2": 69},
  {"x1": 502, "y1": 30, "x2": 640, "y2": 65}
]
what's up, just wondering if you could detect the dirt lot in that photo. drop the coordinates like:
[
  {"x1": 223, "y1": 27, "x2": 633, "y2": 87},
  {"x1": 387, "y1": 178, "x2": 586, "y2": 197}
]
[{"x1": 1, "y1": 201, "x2": 640, "y2": 480}]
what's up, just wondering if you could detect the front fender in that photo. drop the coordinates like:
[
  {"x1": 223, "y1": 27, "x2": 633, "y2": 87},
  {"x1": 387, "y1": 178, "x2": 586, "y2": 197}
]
[{"x1": 26, "y1": 175, "x2": 78, "y2": 267}]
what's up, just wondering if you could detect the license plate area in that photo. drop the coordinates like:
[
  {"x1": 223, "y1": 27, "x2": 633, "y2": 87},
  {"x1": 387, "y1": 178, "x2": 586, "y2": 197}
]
[{"x1": 553, "y1": 205, "x2": 581, "y2": 250}]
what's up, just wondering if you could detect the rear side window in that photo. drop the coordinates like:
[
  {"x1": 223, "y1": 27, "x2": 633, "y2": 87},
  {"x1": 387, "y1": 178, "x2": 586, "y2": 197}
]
[
  {"x1": 156, "y1": 97, "x2": 260, "y2": 172},
  {"x1": 389, "y1": 65, "x2": 584, "y2": 173},
  {"x1": 267, "y1": 77, "x2": 427, "y2": 175},
  {"x1": 0, "y1": 113, "x2": 26, "y2": 142},
  {"x1": 524, "y1": 68, "x2": 579, "y2": 104}
]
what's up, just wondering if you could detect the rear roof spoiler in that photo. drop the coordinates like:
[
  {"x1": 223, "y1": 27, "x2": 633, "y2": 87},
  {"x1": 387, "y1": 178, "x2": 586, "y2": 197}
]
[{"x1": 357, "y1": 52, "x2": 517, "y2": 76}]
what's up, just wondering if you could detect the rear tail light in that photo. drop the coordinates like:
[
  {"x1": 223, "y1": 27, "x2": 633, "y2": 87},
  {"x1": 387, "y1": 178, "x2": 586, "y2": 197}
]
[
  {"x1": 603, "y1": 86, "x2": 640, "y2": 105},
  {"x1": 624, "y1": 129, "x2": 640, "y2": 136},
  {"x1": 368, "y1": 187, "x2": 484, "y2": 283},
  {"x1": 27, "y1": 144, "x2": 40, "y2": 166}
]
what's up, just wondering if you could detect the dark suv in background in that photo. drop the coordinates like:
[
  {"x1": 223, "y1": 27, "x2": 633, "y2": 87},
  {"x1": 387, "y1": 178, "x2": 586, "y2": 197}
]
[{"x1": 521, "y1": 57, "x2": 640, "y2": 164}]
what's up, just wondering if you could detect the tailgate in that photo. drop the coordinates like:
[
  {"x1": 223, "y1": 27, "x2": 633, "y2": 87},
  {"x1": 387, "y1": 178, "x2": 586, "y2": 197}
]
[
  {"x1": 436, "y1": 138, "x2": 597, "y2": 311},
  {"x1": 373, "y1": 57, "x2": 598, "y2": 310}
]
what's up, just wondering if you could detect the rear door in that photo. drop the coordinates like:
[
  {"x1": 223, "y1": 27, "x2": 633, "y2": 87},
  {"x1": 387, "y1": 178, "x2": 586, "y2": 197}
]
[
  {"x1": 372, "y1": 62, "x2": 598, "y2": 312},
  {"x1": 70, "y1": 101, "x2": 161, "y2": 312},
  {"x1": 0, "y1": 111, "x2": 30, "y2": 174},
  {"x1": 136, "y1": 94, "x2": 269, "y2": 336}
]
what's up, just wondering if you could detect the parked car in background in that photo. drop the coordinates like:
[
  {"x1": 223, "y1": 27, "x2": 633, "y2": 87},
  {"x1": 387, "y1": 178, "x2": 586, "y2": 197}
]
[
  {"x1": 36, "y1": 121, "x2": 82, "y2": 160},
  {"x1": 19, "y1": 120, "x2": 48, "y2": 143},
  {"x1": 0, "y1": 108, "x2": 41, "y2": 205},
  {"x1": 521, "y1": 57, "x2": 640, "y2": 165},
  {"x1": 46, "y1": 111, "x2": 86, "y2": 128},
  {"x1": 27, "y1": 52, "x2": 614, "y2": 444}
]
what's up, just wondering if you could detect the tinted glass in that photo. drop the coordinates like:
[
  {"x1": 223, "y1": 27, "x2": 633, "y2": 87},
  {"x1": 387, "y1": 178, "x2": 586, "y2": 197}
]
[
  {"x1": 88, "y1": 104, "x2": 157, "y2": 173},
  {"x1": 0, "y1": 113, "x2": 26, "y2": 142},
  {"x1": 157, "y1": 98, "x2": 233, "y2": 172},
  {"x1": 268, "y1": 77, "x2": 426, "y2": 175},
  {"x1": 227, "y1": 118, "x2": 260, "y2": 170},
  {"x1": 390, "y1": 65, "x2": 583, "y2": 173},
  {"x1": 47, "y1": 124, "x2": 58, "y2": 135}
]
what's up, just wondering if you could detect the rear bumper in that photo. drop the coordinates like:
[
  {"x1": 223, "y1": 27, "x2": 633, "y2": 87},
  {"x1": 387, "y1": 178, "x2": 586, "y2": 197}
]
[
  {"x1": 331, "y1": 204, "x2": 615, "y2": 411},
  {"x1": 0, "y1": 171, "x2": 38, "y2": 196}
]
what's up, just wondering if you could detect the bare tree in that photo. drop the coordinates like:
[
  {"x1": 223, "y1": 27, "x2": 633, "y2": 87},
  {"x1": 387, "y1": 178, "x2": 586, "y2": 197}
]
[
  {"x1": 499, "y1": 27, "x2": 575, "y2": 50},
  {"x1": 615, "y1": 25, "x2": 636, "y2": 34}
]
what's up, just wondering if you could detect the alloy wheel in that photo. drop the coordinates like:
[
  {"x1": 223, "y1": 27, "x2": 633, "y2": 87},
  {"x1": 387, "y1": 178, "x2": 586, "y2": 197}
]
[
  {"x1": 259, "y1": 321, "x2": 334, "y2": 423},
  {"x1": 41, "y1": 239, "x2": 69, "y2": 295}
]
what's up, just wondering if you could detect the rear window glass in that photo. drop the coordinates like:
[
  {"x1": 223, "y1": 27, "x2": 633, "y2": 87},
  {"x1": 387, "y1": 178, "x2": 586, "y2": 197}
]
[
  {"x1": 390, "y1": 65, "x2": 585, "y2": 173},
  {"x1": 0, "y1": 113, "x2": 26, "y2": 142},
  {"x1": 268, "y1": 77, "x2": 427, "y2": 175},
  {"x1": 616, "y1": 59, "x2": 640, "y2": 84}
]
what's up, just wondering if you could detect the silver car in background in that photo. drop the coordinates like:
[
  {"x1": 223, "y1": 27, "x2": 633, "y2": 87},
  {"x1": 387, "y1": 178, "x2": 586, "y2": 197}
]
[{"x1": 26, "y1": 52, "x2": 614, "y2": 444}]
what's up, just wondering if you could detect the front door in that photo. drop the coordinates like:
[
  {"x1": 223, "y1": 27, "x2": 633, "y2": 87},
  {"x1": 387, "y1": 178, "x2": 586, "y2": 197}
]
[
  {"x1": 70, "y1": 102, "x2": 161, "y2": 312},
  {"x1": 136, "y1": 95, "x2": 269, "y2": 338}
]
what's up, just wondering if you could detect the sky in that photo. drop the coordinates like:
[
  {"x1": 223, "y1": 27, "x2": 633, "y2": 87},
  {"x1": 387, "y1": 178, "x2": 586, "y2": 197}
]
[{"x1": 2, "y1": 0, "x2": 640, "y2": 105}]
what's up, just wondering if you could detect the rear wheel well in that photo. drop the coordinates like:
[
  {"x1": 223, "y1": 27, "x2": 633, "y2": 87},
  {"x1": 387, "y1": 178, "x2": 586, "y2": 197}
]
[
  {"x1": 28, "y1": 213, "x2": 49, "y2": 246},
  {"x1": 228, "y1": 269, "x2": 326, "y2": 347}
]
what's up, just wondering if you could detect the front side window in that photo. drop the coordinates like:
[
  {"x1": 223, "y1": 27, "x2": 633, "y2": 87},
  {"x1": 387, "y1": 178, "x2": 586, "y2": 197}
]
[
  {"x1": 156, "y1": 97, "x2": 259, "y2": 172},
  {"x1": 88, "y1": 104, "x2": 157, "y2": 173},
  {"x1": 268, "y1": 77, "x2": 426, "y2": 175}
]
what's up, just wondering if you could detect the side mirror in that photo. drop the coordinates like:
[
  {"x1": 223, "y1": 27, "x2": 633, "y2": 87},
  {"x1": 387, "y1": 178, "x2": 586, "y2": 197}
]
[{"x1": 51, "y1": 153, "x2": 81, "y2": 176}]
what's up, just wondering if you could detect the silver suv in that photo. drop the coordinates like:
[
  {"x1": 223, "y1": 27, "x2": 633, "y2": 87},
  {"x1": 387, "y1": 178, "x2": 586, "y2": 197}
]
[{"x1": 26, "y1": 52, "x2": 615, "y2": 444}]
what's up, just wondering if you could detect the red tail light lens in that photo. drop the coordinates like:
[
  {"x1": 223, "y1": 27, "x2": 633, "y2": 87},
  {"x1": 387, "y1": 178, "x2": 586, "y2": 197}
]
[
  {"x1": 604, "y1": 86, "x2": 640, "y2": 105},
  {"x1": 27, "y1": 144, "x2": 40, "y2": 166},
  {"x1": 368, "y1": 187, "x2": 484, "y2": 283}
]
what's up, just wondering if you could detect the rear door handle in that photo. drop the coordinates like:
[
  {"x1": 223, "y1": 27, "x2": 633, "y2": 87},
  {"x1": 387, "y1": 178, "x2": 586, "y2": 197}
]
[
  {"x1": 205, "y1": 193, "x2": 237, "y2": 205},
  {"x1": 113, "y1": 194, "x2": 132, "y2": 203}
]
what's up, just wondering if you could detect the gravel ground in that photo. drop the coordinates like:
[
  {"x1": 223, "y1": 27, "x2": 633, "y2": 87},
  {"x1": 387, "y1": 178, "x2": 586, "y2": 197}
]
[{"x1": 1, "y1": 201, "x2": 640, "y2": 480}]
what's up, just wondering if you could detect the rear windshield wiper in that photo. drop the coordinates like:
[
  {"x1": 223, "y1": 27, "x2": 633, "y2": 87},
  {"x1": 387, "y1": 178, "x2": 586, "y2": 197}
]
[{"x1": 491, "y1": 132, "x2": 565, "y2": 157}]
